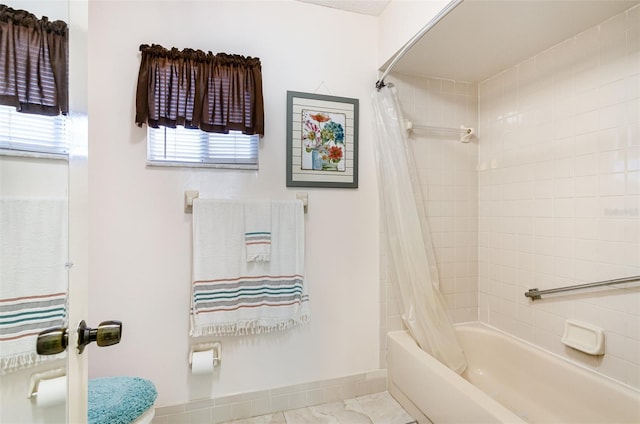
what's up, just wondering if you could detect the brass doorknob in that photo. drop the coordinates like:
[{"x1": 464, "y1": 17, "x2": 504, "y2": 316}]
[
  {"x1": 77, "y1": 320, "x2": 122, "y2": 354},
  {"x1": 36, "y1": 327, "x2": 68, "y2": 355}
]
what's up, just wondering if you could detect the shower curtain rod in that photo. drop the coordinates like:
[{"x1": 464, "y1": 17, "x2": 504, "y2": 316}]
[{"x1": 375, "y1": 0, "x2": 464, "y2": 90}]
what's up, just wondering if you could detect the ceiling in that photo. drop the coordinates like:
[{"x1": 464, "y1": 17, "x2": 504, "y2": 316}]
[
  {"x1": 297, "y1": 0, "x2": 639, "y2": 83},
  {"x1": 383, "y1": 0, "x2": 640, "y2": 83},
  {"x1": 296, "y1": 0, "x2": 390, "y2": 16}
]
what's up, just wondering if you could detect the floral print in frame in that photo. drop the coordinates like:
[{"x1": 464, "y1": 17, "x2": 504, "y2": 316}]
[{"x1": 286, "y1": 91, "x2": 358, "y2": 189}]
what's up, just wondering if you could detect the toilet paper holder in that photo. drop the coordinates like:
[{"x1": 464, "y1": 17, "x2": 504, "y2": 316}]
[
  {"x1": 28, "y1": 367, "x2": 66, "y2": 399},
  {"x1": 189, "y1": 342, "x2": 222, "y2": 369}
]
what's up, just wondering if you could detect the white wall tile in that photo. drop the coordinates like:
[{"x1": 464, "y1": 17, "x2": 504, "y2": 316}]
[
  {"x1": 380, "y1": 2, "x2": 640, "y2": 393},
  {"x1": 628, "y1": 147, "x2": 640, "y2": 170},
  {"x1": 599, "y1": 150, "x2": 626, "y2": 173},
  {"x1": 599, "y1": 173, "x2": 626, "y2": 195},
  {"x1": 478, "y1": 4, "x2": 640, "y2": 389},
  {"x1": 386, "y1": 72, "x2": 479, "y2": 324},
  {"x1": 627, "y1": 171, "x2": 640, "y2": 194}
]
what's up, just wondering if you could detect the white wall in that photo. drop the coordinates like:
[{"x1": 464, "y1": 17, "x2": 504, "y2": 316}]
[
  {"x1": 87, "y1": 0, "x2": 380, "y2": 407},
  {"x1": 478, "y1": 5, "x2": 640, "y2": 389},
  {"x1": 377, "y1": 0, "x2": 450, "y2": 70},
  {"x1": 0, "y1": 157, "x2": 67, "y2": 198}
]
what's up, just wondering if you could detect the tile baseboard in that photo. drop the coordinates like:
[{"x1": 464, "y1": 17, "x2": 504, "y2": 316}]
[{"x1": 153, "y1": 369, "x2": 387, "y2": 424}]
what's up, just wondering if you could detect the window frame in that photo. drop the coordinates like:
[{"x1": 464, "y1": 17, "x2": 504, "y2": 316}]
[
  {"x1": 0, "y1": 105, "x2": 69, "y2": 161},
  {"x1": 146, "y1": 125, "x2": 260, "y2": 170}
]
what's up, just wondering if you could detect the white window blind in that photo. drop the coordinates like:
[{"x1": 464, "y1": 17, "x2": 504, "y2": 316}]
[
  {"x1": 0, "y1": 105, "x2": 69, "y2": 157},
  {"x1": 147, "y1": 126, "x2": 259, "y2": 169}
]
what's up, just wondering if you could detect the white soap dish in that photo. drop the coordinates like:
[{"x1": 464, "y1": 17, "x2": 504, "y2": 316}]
[{"x1": 561, "y1": 319, "x2": 605, "y2": 355}]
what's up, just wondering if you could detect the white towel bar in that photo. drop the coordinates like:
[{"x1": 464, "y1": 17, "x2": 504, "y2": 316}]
[
  {"x1": 525, "y1": 275, "x2": 640, "y2": 300},
  {"x1": 184, "y1": 191, "x2": 309, "y2": 214}
]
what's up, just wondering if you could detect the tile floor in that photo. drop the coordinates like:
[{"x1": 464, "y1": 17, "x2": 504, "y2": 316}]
[{"x1": 221, "y1": 391, "x2": 416, "y2": 424}]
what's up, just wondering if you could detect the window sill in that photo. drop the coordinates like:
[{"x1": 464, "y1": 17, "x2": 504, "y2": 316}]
[
  {"x1": 146, "y1": 160, "x2": 258, "y2": 170},
  {"x1": 1, "y1": 149, "x2": 69, "y2": 161}
]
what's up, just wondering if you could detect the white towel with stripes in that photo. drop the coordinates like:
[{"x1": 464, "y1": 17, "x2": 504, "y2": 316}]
[
  {"x1": 0, "y1": 198, "x2": 68, "y2": 374},
  {"x1": 244, "y1": 201, "x2": 271, "y2": 262},
  {"x1": 190, "y1": 199, "x2": 309, "y2": 336}
]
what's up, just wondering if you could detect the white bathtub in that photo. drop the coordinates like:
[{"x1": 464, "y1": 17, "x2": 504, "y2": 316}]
[{"x1": 387, "y1": 322, "x2": 640, "y2": 423}]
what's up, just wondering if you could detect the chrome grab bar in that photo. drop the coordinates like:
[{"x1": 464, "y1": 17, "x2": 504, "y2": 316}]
[{"x1": 525, "y1": 275, "x2": 640, "y2": 301}]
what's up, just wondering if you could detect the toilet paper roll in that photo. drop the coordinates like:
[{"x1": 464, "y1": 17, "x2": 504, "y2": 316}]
[
  {"x1": 191, "y1": 350, "x2": 215, "y2": 375},
  {"x1": 36, "y1": 376, "x2": 67, "y2": 408}
]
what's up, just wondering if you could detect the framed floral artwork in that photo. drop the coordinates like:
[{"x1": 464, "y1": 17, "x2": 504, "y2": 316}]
[{"x1": 286, "y1": 91, "x2": 358, "y2": 188}]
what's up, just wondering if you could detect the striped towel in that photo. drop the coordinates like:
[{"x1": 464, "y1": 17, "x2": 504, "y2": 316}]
[
  {"x1": 244, "y1": 201, "x2": 271, "y2": 262},
  {"x1": 0, "y1": 198, "x2": 68, "y2": 374},
  {"x1": 191, "y1": 199, "x2": 309, "y2": 336}
]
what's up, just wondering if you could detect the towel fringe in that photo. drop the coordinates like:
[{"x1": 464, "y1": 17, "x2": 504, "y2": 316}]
[
  {"x1": 190, "y1": 313, "x2": 310, "y2": 337},
  {"x1": 1, "y1": 351, "x2": 65, "y2": 375}
]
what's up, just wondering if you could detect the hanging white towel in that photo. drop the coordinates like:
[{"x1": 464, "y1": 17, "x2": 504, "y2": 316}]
[
  {"x1": 244, "y1": 201, "x2": 271, "y2": 262},
  {"x1": 0, "y1": 198, "x2": 68, "y2": 374},
  {"x1": 191, "y1": 199, "x2": 309, "y2": 336}
]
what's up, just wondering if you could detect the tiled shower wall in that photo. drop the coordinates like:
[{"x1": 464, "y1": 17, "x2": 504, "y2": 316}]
[
  {"x1": 379, "y1": 73, "x2": 480, "y2": 367},
  {"x1": 478, "y1": 6, "x2": 640, "y2": 388},
  {"x1": 381, "y1": 5, "x2": 639, "y2": 390}
]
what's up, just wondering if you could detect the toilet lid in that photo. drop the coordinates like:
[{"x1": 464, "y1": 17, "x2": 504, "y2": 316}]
[{"x1": 88, "y1": 376, "x2": 157, "y2": 424}]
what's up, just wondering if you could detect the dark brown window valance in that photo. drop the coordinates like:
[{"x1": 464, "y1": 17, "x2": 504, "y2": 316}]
[
  {"x1": 135, "y1": 44, "x2": 264, "y2": 136},
  {"x1": 0, "y1": 5, "x2": 68, "y2": 116}
]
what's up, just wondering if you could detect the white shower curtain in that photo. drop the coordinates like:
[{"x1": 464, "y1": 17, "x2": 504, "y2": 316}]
[{"x1": 372, "y1": 84, "x2": 467, "y2": 374}]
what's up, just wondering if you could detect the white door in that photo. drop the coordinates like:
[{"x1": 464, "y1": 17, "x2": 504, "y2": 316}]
[
  {"x1": 67, "y1": 0, "x2": 90, "y2": 422},
  {"x1": 0, "y1": 1, "x2": 89, "y2": 423},
  {"x1": 67, "y1": 131, "x2": 89, "y2": 423},
  {"x1": 0, "y1": 1, "x2": 84, "y2": 423}
]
